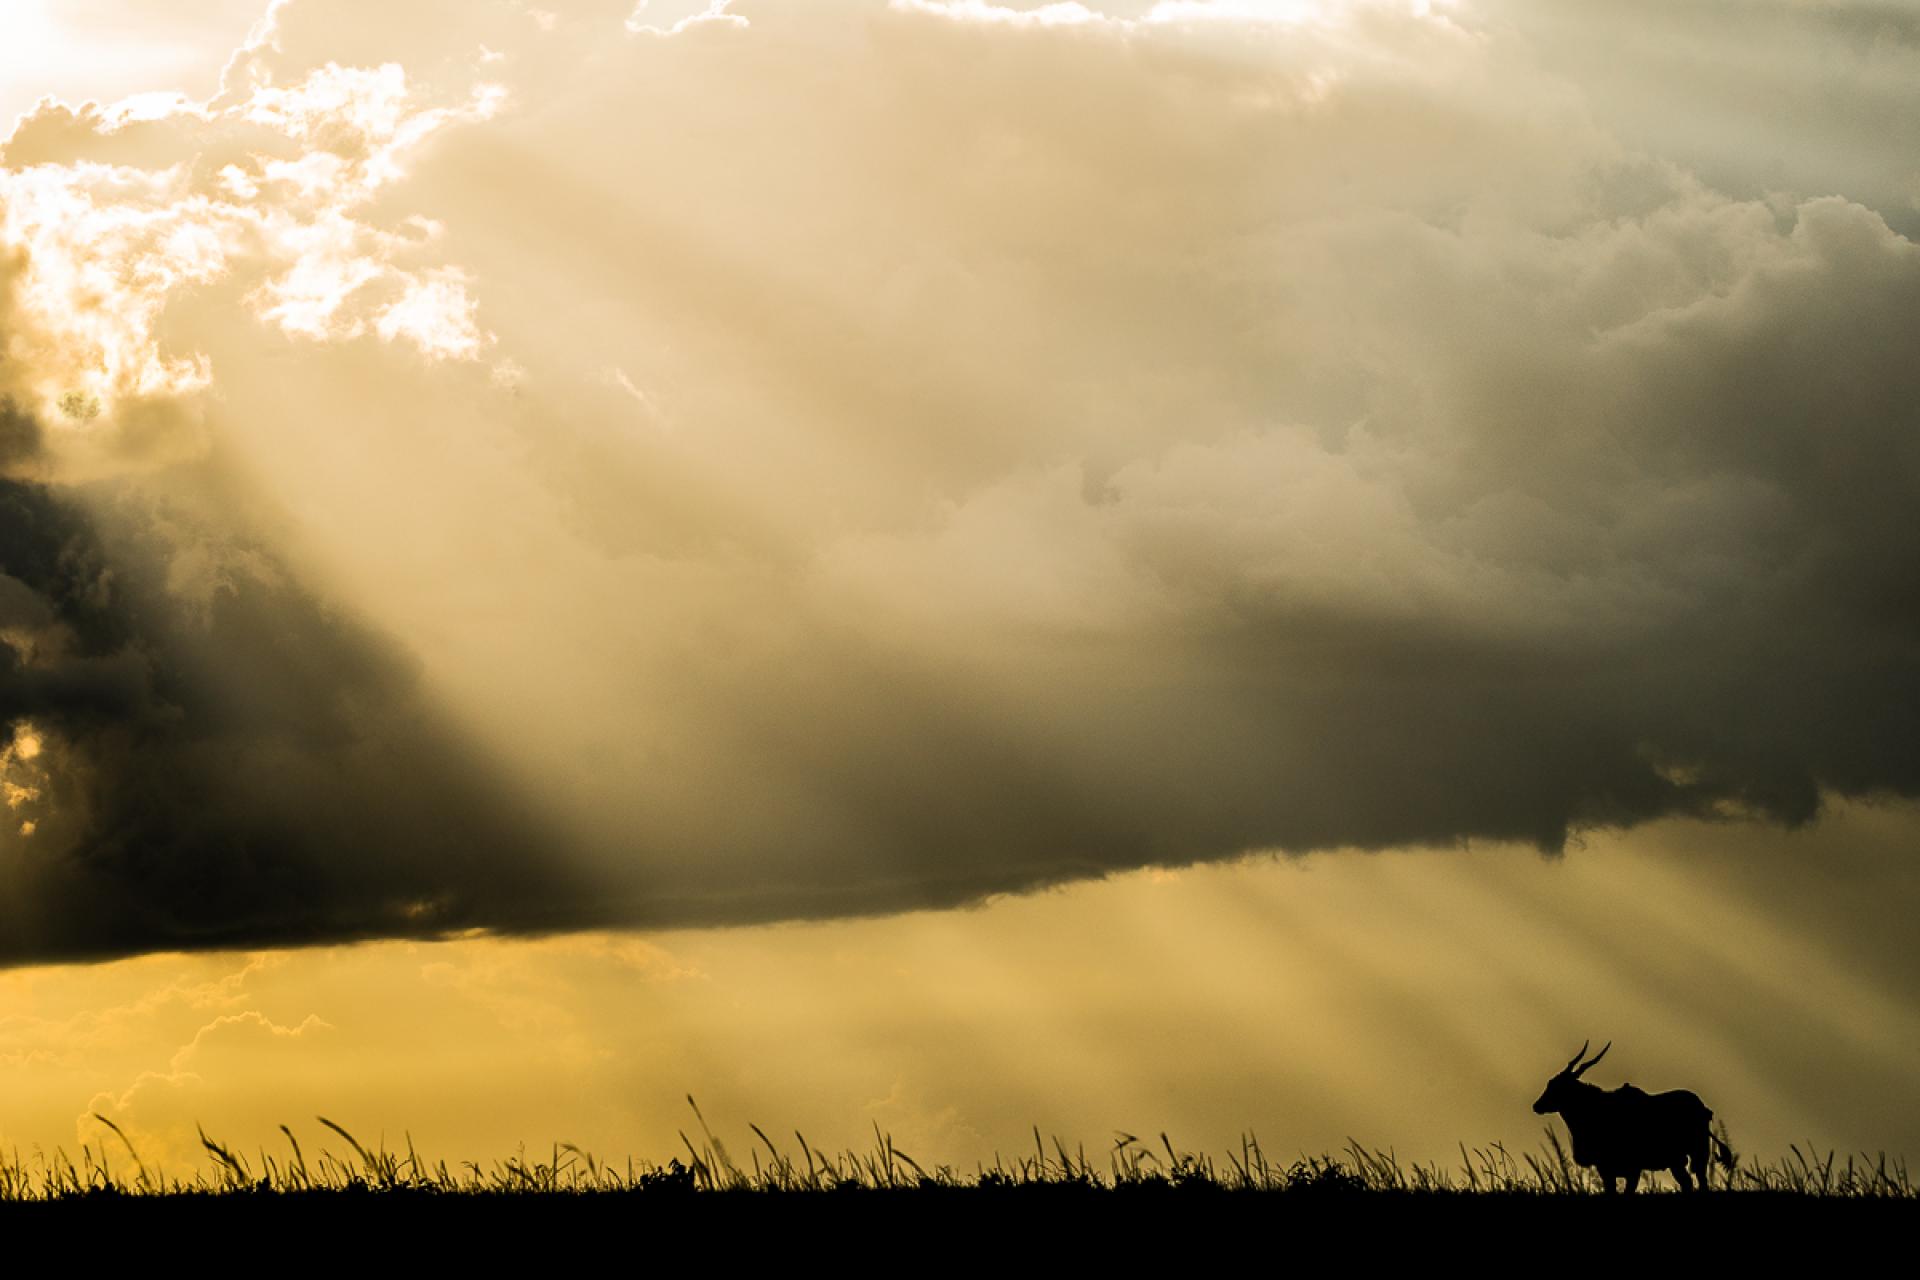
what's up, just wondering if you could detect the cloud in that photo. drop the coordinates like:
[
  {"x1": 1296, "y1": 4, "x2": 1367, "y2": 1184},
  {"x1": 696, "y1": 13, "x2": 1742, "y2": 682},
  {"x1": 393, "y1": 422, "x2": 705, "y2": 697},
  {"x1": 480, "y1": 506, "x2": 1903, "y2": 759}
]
[
  {"x1": 1476, "y1": 0, "x2": 1920, "y2": 239},
  {"x1": 0, "y1": 461, "x2": 610, "y2": 965},
  {"x1": 1, "y1": 0, "x2": 1918, "y2": 963},
  {"x1": 0, "y1": 48, "x2": 498, "y2": 482}
]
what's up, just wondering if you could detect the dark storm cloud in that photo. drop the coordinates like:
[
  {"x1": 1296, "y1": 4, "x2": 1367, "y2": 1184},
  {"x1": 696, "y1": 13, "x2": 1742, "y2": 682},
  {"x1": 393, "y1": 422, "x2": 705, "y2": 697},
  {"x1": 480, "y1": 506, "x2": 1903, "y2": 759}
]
[
  {"x1": 3, "y1": 1, "x2": 1920, "y2": 962},
  {"x1": 0, "y1": 457, "x2": 599, "y2": 964}
]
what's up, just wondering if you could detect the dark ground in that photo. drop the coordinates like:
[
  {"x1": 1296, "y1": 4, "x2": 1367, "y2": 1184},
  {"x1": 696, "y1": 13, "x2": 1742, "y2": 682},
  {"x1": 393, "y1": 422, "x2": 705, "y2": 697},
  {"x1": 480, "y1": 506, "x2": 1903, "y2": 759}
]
[{"x1": 2, "y1": 1188, "x2": 1909, "y2": 1261}]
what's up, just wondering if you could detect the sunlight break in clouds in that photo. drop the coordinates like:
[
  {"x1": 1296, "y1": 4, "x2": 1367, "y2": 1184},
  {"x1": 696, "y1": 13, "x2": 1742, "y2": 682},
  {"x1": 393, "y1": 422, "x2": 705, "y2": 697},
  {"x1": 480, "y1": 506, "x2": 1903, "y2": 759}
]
[{"x1": 0, "y1": 51, "x2": 497, "y2": 477}]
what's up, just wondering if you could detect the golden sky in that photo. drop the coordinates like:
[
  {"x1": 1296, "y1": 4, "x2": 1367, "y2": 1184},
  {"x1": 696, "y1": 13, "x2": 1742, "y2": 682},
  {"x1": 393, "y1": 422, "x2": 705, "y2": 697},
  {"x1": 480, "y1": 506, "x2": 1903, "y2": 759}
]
[
  {"x1": 4, "y1": 801, "x2": 1917, "y2": 1175},
  {"x1": 2, "y1": 0, "x2": 1918, "y2": 1175}
]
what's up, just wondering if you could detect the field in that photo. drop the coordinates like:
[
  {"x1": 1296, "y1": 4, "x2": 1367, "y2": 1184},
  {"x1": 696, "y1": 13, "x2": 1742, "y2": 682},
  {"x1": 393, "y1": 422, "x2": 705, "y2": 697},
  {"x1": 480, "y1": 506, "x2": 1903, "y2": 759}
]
[{"x1": 0, "y1": 1104, "x2": 1910, "y2": 1257}]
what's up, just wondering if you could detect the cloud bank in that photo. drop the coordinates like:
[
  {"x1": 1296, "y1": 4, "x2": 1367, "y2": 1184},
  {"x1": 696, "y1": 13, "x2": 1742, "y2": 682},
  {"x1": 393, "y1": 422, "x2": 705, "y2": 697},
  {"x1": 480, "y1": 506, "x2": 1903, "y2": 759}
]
[{"x1": 2, "y1": 0, "x2": 1918, "y2": 962}]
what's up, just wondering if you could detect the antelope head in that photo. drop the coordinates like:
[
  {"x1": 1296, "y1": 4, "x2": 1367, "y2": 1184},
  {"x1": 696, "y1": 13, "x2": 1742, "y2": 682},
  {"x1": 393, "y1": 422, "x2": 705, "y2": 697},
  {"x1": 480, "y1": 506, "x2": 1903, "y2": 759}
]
[{"x1": 1532, "y1": 1040, "x2": 1610, "y2": 1114}]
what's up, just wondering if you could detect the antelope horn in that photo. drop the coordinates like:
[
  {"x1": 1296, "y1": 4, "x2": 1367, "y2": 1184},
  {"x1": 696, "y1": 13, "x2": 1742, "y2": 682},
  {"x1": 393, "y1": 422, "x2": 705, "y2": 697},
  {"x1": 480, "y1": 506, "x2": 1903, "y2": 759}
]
[
  {"x1": 1574, "y1": 1041, "x2": 1611, "y2": 1076},
  {"x1": 1563, "y1": 1040, "x2": 1590, "y2": 1074}
]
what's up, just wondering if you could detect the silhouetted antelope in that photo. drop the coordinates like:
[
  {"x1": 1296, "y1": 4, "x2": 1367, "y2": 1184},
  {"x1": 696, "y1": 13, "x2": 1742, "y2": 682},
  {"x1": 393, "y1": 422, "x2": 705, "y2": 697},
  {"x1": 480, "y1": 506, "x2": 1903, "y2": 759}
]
[{"x1": 1532, "y1": 1041, "x2": 1717, "y2": 1193}]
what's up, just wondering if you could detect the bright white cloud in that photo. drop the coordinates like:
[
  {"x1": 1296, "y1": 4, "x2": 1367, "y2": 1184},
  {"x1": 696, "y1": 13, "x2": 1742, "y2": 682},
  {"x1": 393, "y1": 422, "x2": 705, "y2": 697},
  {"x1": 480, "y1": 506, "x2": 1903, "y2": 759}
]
[
  {"x1": 625, "y1": 0, "x2": 748, "y2": 36},
  {"x1": 0, "y1": 52, "x2": 500, "y2": 474}
]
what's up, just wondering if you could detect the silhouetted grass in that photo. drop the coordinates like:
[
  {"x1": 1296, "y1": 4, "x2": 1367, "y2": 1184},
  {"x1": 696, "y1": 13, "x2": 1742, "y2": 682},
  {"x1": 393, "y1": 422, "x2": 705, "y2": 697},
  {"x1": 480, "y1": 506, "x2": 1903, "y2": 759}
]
[{"x1": 0, "y1": 1102, "x2": 1906, "y2": 1202}]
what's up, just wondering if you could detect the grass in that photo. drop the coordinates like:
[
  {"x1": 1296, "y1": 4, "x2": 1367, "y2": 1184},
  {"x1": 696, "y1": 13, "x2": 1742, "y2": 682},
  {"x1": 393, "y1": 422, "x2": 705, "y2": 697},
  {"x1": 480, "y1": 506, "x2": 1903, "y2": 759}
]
[{"x1": 0, "y1": 1105, "x2": 1908, "y2": 1202}]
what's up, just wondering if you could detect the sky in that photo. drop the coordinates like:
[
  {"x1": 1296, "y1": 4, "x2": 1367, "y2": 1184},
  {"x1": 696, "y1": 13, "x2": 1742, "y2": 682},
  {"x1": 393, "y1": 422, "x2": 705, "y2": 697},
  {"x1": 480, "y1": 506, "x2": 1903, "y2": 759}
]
[{"x1": 0, "y1": 0, "x2": 1917, "y2": 1176}]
